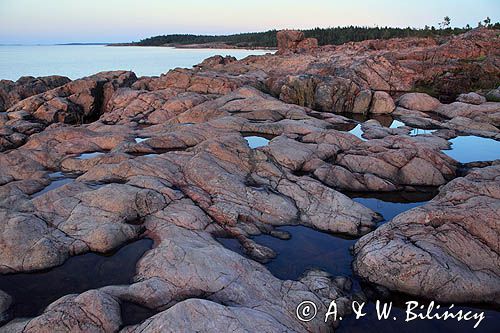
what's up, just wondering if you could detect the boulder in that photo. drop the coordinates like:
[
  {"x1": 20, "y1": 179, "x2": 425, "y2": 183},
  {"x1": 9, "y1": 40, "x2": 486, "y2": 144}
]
[
  {"x1": 456, "y1": 92, "x2": 486, "y2": 105},
  {"x1": 132, "y1": 68, "x2": 258, "y2": 95},
  {"x1": 397, "y1": 92, "x2": 441, "y2": 111},
  {"x1": 276, "y1": 30, "x2": 318, "y2": 54},
  {"x1": 352, "y1": 89, "x2": 372, "y2": 114},
  {"x1": 369, "y1": 91, "x2": 395, "y2": 114},
  {"x1": 195, "y1": 55, "x2": 237, "y2": 69},
  {"x1": 277, "y1": 30, "x2": 304, "y2": 53},
  {"x1": 436, "y1": 101, "x2": 500, "y2": 128}
]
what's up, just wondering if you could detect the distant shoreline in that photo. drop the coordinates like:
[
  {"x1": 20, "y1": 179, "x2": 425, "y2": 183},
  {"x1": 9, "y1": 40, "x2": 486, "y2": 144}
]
[{"x1": 107, "y1": 42, "x2": 275, "y2": 51}]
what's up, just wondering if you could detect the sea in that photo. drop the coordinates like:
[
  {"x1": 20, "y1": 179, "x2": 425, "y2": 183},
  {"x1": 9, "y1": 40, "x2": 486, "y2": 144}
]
[{"x1": 0, "y1": 45, "x2": 270, "y2": 81}]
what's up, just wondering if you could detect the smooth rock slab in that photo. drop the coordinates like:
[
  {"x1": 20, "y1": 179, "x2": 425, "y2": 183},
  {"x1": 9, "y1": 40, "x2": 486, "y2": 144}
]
[
  {"x1": 397, "y1": 92, "x2": 441, "y2": 112},
  {"x1": 0, "y1": 290, "x2": 121, "y2": 333},
  {"x1": 122, "y1": 298, "x2": 293, "y2": 333}
]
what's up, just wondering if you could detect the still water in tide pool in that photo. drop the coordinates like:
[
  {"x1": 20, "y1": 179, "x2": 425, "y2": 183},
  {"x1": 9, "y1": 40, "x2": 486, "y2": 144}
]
[
  {"x1": 245, "y1": 136, "x2": 271, "y2": 148},
  {"x1": 219, "y1": 188, "x2": 499, "y2": 333},
  {"x1": 0, "y1": 239, "x2": 153, "y2": 319},
  {"x1": 443, "y1": 136, "x2": 500, "y2": 163},
  {"x1": 0, "y1": 45, "x2": 270, "y2": 81},
  {"x1": 31, "y1": 173, "x2": 75, "y2": 198},
  {"x1": 349, "y1": 190, "x2": 438, "y2": 223},
  {"x1": 219, "y1": 191, "x2": 436, "y2": 280}
]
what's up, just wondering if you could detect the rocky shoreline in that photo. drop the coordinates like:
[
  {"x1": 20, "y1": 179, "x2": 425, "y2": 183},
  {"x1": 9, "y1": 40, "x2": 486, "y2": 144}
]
[{"x1": 0, "y1": 28, "x2": 499, "y2": 332}]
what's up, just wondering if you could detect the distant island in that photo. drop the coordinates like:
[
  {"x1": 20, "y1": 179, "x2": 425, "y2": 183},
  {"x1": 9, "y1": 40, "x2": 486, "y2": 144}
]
[{"x1": 109, "y1": 21, "x2": 500, "y2": 48}]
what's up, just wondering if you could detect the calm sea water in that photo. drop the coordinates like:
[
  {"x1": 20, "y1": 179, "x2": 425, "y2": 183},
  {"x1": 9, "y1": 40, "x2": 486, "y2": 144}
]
[{"x1": 0, "y1": 45, "x2": 270, "y2": 81}]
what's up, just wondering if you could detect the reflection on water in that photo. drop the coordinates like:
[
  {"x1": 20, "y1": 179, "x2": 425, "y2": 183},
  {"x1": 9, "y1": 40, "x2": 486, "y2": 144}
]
[
  {"x1": 328, "y1": 123, "x2": 365, "y2": 140},
  {"x1": 336, "y1": 115, "x2": 408, "y2": 140},
  {"x1": 217, "y1": 193, "x2": 499, "y2": 333},
  {"x1": 0, "y1": 238, "x2": 153, "y2": 319},
  {"x1": 349, "y1": 124, "x2": 366, "y2": 140},
  {"x1": 245, "y1": 135, "x2": 270, "y2": 149},
  {"x1": 443, "y1": 136, "x2": 500, "y2": 163},
  {"x1": 218, "y1": 191, "x2": 437, "y2": 281},
  {"x1": 338, "y1": 115, "x2": 439, "y2": 139},
  {"x1": 343, "y1": 113, "x2": 395, "y2": 127},
  {"x1": 31, "y1": 172, "x2": 76, "y2": 198},
  {"x1": 76, "y1": 152, "x2": 105, "y2": 159},
  {"x1": 408, "y1": 128, "x2": 437, "y2": 136},
  {"x1": 389, "y1": 119, "x2": 406, "y2": 128},
  {"x1": 253, "y1": 226, "x2": 356, "y2": 280},
  {"x1": 349, "y1": 190, "x2": 438, "y2": 223}
]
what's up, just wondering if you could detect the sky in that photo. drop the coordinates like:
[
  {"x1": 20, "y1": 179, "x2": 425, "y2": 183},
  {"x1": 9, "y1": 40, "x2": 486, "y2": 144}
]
[{"x1": 0, "y1": 0, "x2": 498, "y2": 44}]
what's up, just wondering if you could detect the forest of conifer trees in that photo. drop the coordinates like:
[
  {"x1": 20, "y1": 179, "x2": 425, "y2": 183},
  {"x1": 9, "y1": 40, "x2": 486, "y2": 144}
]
[{"x1": 131, "y1": 20, "x2": 499, "y2": 47}]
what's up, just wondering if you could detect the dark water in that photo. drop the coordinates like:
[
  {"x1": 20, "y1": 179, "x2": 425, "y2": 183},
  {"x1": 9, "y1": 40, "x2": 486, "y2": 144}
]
[
  {"x1": 31, "y1": 172, "x2": 76, "y2": 198},
  {"x1": 349, "y1": 190, "x2": 438, "y2": 223},
  {"x1": 253, "y1": 226, "x2": 500, "y2": 333},
  {"x1": 342, "y1": 113, "x2": 396, "y2": 127},
  {"x1": 0, "y1": 238, "x2": 153, "y2": 319},
  {"x1": 218, "y1": 190, "x2": 499, "y2": 332},
  {"x1": 120, "y1": 301, "x2": 158, "y2": 327},
  {"x1": 218, "y1": 191, "x2": 437, "y2": 280},
  {"x1": 338, "y1": 114, "x2": 439, "y2": 139},
  {"x1": 253, "y1": 226, "x2": 356, "y2": 280},
  {"x1": 336, "y1": 116, "x2": 404, "y2": 139},
  {"x1": 443, "y1": 136, "x2": 500, "y2": 163},
  {"x1": 217, "y1": 237, "x2": 246, "y2": 257}
]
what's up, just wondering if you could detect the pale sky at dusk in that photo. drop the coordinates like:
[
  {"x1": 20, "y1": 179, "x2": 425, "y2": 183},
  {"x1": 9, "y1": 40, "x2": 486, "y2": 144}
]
[{"x1": 1, "y1": 0, "x2": 498, "y2": 44}]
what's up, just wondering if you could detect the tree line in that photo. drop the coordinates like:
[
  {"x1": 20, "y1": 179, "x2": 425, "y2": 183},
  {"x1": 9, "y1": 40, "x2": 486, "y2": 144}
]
[{"x1": 133, "y1": 19, "x2": 500, "y2": 47}]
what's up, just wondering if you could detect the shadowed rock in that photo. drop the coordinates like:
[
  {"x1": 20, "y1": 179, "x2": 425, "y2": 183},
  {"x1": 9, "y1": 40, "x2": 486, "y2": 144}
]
[{"x1": 0, "y1": 76, "x2": 71, "y2": 112}]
